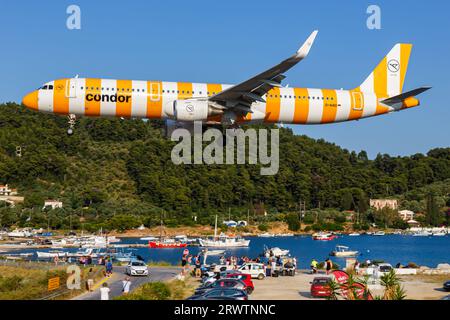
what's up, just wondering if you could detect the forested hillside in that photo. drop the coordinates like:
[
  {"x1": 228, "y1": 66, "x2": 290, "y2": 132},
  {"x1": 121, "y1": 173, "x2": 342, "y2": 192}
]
[{"x1": 0, "y1": 103, "x2": 449, "y2": 230}]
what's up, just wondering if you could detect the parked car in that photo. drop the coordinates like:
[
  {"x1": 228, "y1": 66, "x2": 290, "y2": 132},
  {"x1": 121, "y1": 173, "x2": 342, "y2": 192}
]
[
  {"x1": 195, "y1": 278, "x2": 248, "y2": 295},
  {"x1": 187, "y1": 288, "x2": 248, "y2": 300},
  {"x1": 310, "y1": 277, "x2": 332, "y2": 298},
  {"x1": 443, "y1": 280, "x2": 450, "y2": 292},
  {"x1": 377, "y1": 263, "x2": 393, "y2": 273},
  {"x1": 442, "y1": 295, "x2": 450, "y2": 300},
  {"x1": 201, "y1": 270, "x2": 242, "y2": 286},
  {"x1": 225, "y1": 273, "x2": 254, "y2": 294},
  {"x1": 125, "y1": 259, "x2": 149, "y2": 276},
  {"x1": 238, "y1": 263, "x2": 266, "y2": 280}
]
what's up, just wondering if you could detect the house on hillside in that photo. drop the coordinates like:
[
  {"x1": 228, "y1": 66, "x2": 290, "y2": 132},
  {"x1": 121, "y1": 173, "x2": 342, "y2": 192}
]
[
  {"x1": 370, "y1": 199, "x2": 399, "y2": 211},
  {"x1": 43, "y1": 200, "x2": 63, "y2": 210},
  {"x1": 0, "y1": 184, "x2": 13, "y2": 196},
  {"x1": 399, "y1": 210, "x2": 415, "y2": 221}
]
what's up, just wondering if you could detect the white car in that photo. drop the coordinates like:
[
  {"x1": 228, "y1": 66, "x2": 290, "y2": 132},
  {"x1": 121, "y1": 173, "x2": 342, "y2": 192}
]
[
  {"x1": 125, "y1": 260, "x2": 149, "y2": 276},
  {"x1": 238, "y1": 263, "x2": 266, "y2": 280}
]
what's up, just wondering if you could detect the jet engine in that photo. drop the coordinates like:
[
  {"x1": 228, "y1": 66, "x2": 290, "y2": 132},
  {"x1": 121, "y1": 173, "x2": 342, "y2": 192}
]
[{"x1": 173, "y1": 99, "x2": 223, "y2": 121}]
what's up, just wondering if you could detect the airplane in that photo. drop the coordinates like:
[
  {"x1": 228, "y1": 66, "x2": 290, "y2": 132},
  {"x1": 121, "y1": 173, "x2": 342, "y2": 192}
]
[{"x1": 22, "y1": 30, "x2": 430, "y2": 136}]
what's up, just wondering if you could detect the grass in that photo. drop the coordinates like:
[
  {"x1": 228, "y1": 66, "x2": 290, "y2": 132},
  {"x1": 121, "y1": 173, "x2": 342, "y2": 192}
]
[
  {"x1": 115, "y1": 276, "x2": 197, "y2": 300},
  {"x1": 0, "y1": 263, "x2": 104, "y2": 300}
]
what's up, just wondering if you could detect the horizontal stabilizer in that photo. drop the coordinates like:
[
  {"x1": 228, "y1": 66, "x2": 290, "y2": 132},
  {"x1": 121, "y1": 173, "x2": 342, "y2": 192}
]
[{"x1": 381, "y1": 86, "x2": 431, "y2": 105}]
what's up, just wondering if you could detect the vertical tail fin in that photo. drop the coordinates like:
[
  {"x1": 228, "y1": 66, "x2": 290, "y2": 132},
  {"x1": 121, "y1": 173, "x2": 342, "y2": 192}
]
[{"x1": 356, "y1": 43, "x2": 412, "y2": 98}]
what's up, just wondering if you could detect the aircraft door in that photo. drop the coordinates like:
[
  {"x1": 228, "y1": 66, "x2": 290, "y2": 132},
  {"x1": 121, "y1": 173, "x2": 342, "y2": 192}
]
[
  {"x1": 66, "y1": 79, "x2": 77, "y2": 98},
  {"x1": 351, "y1": 91, "x2": 363, "y2": 111}
]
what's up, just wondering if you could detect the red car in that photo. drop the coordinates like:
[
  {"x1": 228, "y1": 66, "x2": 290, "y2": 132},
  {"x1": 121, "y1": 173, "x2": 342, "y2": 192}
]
[
  {"x1": 226, "y1": 273, "x2": 255, "y2": 294},
  {"x1": 310, "y1": 277, "x2": 332, "y2": 298}
]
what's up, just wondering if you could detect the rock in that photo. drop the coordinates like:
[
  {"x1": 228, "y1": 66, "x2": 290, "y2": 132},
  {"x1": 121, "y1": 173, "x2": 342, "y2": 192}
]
[
  {"x1": 419, "y1": 266, "x2": 430, "y2": 270},
  {"x1": 437, "y1": 263, "x2": 450, "y2": 270}
]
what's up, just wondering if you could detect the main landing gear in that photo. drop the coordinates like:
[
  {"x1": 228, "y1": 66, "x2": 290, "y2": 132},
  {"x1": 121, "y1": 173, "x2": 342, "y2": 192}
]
[{"x1": 67, "y1": 114, "x2": 76, "y2": 135}]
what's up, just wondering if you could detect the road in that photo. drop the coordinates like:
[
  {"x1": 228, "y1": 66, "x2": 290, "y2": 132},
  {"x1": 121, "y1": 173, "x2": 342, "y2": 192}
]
[{"x1": 73, "y1": 266, "x2": 180, "y2": 300}]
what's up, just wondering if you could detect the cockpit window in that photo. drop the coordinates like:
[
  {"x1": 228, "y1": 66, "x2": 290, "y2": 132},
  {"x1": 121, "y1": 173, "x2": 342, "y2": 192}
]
[{"x1": 42, "y1": 85, "x2": 48, "y2": 90}]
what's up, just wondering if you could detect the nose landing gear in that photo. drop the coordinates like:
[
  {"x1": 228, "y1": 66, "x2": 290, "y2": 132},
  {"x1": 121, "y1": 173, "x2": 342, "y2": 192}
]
[{"x1": 67, "y1": 114, "x2": 76, "y2": 135}]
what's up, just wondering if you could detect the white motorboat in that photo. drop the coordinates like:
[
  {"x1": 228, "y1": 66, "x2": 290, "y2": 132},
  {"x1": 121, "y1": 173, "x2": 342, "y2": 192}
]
[
  {"x1": 373, "y1": 231, "x2": 386, "y2": 236},
  {"x1": 199, "y1": 235, "x2": 250, "y2": 247},
  {"x1": 432, "y1": 231, "x2": 447, "y2": 237},
  {"x1": 348, "y1": 232, "x2": 360, "y2": 236},
  {"x1": 330, "y1": 245, "x2": 359, "y2": 257},
  {"x1": 140, "y1": 236, "x2": 158, "y2": 241},
  {"x1": 412, "y1": 231, "x2": 432, "y2": 237},
  {"x1": 277, "y1": 233, "x2": 294, "y2": 237},
  {"x1": 264, "y1": 246, "x2": 290, "y2": 257},
  {"x1": 36, "y1": 250, "x2": 68, "y2": 259},
  {"x1": 258, "y1": 232, "x2": 275, "y2": 238},
  {"x1": 199, "y1": 215, "x2": 250, "y2": 247}
]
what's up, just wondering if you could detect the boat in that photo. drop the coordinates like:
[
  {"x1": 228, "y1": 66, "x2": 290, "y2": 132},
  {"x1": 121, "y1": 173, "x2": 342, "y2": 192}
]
[
  {"x1": 373, "y1": 231, "x2": 386, "y2": 236},
  {"x1": 201, "y1": 249, "x2": 225, "y2": 256},
  {"x1": 330, "y1": 245, "x2": 359, "y2": 257},
  {"x1": 312, "y1": 232, "x2": 337, "y2": 241},
  {"x1": 412, "y1": 231, "x2": 432, "y2": 237},
  {"x1": 149, "y1": 240, "x2": 187, "y2": 248},
  {"x1": 148, "y1": 219, "x2": 187, "y2": 248},
  {"x1": 198, "y1": 216, "x2": 250, "y2": 248},
  {"x1": 36, "y1": 250, "x2": 69, "y2": 258},
  {"x1": 264, "y1": 246, "x2": 290, "y2": 258},
  {"x1": 348, "y1": 232, "x2": 360, "y2": 236},
  {"x1": 258, "y1": 232, "x2": 275, "y2": 238},
  {"x1": 432, "y1": 231, "x2": 447, "y2": 237},
  {"x1": 277, "y1": 233, "x2": 294, "y2": 237},
  {"x1": 140, "y1": 236, "x2": 158, "y2": 241}
]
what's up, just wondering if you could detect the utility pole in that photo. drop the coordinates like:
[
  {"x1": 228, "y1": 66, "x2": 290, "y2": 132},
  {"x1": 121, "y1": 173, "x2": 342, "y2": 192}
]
[{"x1": 247, "y1": 209, "x2": 250, "y2": 226}]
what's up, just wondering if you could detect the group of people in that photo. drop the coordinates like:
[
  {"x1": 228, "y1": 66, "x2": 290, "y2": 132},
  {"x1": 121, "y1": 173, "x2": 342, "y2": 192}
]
[{"x1": 310, "y1": 258, "x2": 334, "y2": 274}]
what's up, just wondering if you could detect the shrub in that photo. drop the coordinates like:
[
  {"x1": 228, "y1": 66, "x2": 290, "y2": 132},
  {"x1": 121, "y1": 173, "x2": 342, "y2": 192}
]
[
  {"x1": 258, "y1": 224, "x2": 268, "y2": 232},
  {"x1": 285, "y1": 213, "x2": 300, "y2": 231},
  {"x1": 0, "y1": 276, "x2": 23, "y2": 292}
]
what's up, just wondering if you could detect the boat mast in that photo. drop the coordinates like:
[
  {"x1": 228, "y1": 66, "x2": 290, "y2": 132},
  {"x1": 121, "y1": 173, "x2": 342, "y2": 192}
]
[{"x1": 214, "y1": 215, "x2": 218, "y2": 239}]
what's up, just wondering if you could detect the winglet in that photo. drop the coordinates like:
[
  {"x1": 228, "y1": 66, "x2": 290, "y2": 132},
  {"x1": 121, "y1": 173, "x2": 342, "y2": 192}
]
[{"x1": 296, "y1": 30, "x2": 318, "y2": 58}]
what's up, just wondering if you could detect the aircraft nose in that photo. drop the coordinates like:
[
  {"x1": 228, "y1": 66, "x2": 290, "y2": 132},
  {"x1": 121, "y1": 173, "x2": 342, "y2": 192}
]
[{"x1": 22, "y1": 91, "x2": 38, "y2": 110}]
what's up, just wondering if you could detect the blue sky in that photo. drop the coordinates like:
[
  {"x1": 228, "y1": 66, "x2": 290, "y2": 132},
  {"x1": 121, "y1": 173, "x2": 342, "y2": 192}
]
[{"x1": 0, "y1": 0, "x2": 448, "y2": 158}]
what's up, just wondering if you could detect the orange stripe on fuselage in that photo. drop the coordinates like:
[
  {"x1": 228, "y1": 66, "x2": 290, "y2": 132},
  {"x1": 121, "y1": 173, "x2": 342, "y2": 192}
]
[
  {"x1": 265, "y1": 87, "x2": 281, "y2": 123},
  {"x1": 374, "y1": 57, "x2": 387, "y2": 98},
  {"x1": 293, "y1": 88, "x2": 309, "y2": 124},
  {"x1": 116, "y1": 80, "x2": 132, "y2": 118},
  {"x1": 206, "y1": 83, "x2": 222, "y2": 97},
  {"x1": 85, "y1": 78, "x2": 102, "y2": 116},
  {"x1": 146, "y1": 81, "x2": 162, "y2": 119},
  {"x1": 177, "y1": 82, "x2": 193, "y2": 100},
  {"x1": 321, "y1": 89, "x2": 338, "y2": 123},
  {"x1": 53, "y1": 79, "x2": 69, "y2": 115}
]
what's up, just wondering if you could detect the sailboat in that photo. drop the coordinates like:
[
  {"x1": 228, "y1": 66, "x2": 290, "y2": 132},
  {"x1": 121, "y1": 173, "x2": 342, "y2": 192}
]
[
  {"x1": 148, "y1": 218, "x2": 187, "y2": 248},
  {"x1": 198, "y1": 215, "x2": 250, "y2": 247}
]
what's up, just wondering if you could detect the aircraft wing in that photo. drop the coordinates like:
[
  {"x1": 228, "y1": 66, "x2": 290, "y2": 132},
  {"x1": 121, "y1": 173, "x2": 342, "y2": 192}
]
[{"x1": 208, "y1": 30, "x2": 318, "y2": 113}]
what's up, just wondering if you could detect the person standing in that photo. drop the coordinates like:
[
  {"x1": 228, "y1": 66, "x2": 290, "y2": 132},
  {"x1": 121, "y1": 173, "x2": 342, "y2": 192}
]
[
  {"x1": 325, "y1": 258, "x2": 333, "y2": 275},
  {"x1": 195, "y1": 256, "x2": 201, "y2": 277},
  {"x1": 122, "y1": 277, "x2": 131, "y2": 295},
  {"x1": 105, "y1": 259, "x2": 113, "y2": 277},
  {"x1": 100, "y1": 282, "x2": 110, "y2": 300},
  {"x1": 310, "y1": 259, "x2": 318, "y2": 274},
  {"x1": 354, "y1": 260, "x2": 360, "y2": 275},
  {"x1": 87, "y1": 268, "x2": 95, "y2": 292}
]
